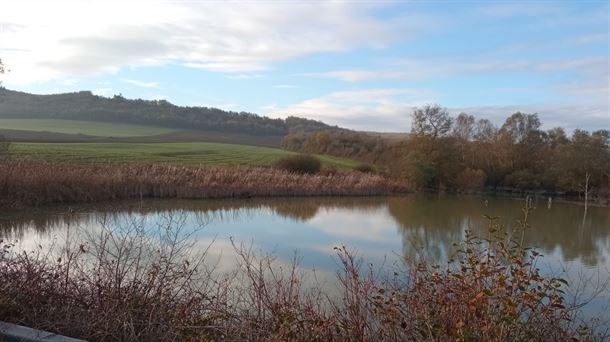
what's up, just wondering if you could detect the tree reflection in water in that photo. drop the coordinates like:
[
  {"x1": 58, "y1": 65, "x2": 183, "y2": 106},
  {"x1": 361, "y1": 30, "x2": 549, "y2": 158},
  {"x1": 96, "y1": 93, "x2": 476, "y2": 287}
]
[{"x1": 1, "y1": 195, "x2": 609, "y2": 268}]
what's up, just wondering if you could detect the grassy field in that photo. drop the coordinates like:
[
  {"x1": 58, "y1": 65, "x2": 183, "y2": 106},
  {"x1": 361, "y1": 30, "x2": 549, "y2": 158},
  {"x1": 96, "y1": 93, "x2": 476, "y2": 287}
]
[
  {"x1": 9, "y1": 142, "x2": 358, "y2": 169},
  {"x1": 0, "y1": 119, "x2": 176, "y2": 137}
]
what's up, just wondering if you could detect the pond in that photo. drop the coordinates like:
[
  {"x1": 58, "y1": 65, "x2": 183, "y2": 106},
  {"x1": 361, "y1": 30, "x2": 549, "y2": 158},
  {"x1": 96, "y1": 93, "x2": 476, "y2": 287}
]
[{"x1": 2, "y1": 194, "x2": 609, "y2": 319}]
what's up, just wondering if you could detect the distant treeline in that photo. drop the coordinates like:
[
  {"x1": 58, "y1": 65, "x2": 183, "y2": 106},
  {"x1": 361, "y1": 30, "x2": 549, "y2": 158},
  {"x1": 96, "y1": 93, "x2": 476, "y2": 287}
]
[
  {"x1": 0, "y1": 88, "x2": 343, "y2": 136},
  {"x1": 288, "y1": 105, "x2": 610, "y2": 196},
  {"x1": 282, "y1": 131, "x2": 391, "y2": 165}
]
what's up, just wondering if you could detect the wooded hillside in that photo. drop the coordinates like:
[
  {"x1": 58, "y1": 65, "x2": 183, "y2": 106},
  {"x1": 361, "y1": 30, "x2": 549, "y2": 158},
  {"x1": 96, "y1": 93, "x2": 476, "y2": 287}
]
[{"x1": 0, "y1": 88, "x2": 344, "y2": 136}]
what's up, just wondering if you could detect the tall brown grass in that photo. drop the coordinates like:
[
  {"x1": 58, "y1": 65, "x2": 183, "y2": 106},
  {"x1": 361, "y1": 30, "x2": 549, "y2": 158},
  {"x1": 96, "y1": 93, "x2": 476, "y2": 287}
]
[
  {"x1": 0, "y1": 160, "x2": 408, "y2": 209},
  {"x1": 0, "y1": 207, "x2": 606, "y2": 341}
]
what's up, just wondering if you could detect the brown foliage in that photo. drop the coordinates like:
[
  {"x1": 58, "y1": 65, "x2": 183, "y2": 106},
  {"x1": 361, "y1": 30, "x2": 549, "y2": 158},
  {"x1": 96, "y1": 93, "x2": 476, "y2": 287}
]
[
  {"x1": 456, "y1": 168, "x2": 486, "y2": 193},
  {"x1": 0, "y1": 160, "x2": 408, "y2": 209},
  {"x1": 281, "y1": 131, "x2": 391, "y2": 166},
  {"x1": 283, "y1": 107, "x2": 610, "y2": 197},
  {"x1": 274, "y1": 154, "x2": 321, "y2": 174}
]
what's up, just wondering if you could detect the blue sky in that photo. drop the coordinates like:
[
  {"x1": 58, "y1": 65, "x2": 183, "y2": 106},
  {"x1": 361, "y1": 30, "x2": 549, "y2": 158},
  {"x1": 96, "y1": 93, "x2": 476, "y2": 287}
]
[{"x1": 0, "y1": 0, "x2": 608, "y2": 132}]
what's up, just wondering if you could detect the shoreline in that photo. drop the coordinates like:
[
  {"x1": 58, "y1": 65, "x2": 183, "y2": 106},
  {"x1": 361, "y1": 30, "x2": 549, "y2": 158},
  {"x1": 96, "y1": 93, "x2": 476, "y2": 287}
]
[{"x1": 435, "y1": 190, "x2": 610, "y2": 208}]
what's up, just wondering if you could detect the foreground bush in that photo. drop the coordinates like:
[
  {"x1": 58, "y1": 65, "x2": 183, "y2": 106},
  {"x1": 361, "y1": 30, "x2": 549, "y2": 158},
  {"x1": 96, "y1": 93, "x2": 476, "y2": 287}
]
[
  {"x1": 0, "y1": 206, "x2": 604, "y2": 341},
  {"x1": 354, "y1": 163, "x2": 376, "y2": 174},
  {"x1": 275, "y1": 154, "x2": 321, "y2": 174},
  {"x1": 0, "y1": 160, "x2": 407, "y2": 209}
]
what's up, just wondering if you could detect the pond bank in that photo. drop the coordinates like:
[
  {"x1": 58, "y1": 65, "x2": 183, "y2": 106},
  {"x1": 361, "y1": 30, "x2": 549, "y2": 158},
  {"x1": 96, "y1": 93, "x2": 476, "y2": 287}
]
[{"x1": 0, "y1": 160, "x2": 409, "y2": 209}]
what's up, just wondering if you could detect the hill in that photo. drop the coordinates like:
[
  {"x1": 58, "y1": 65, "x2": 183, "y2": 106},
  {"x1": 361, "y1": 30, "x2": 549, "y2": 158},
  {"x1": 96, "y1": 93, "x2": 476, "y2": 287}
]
[
  {"x1": 0, "y1": 88, "x2": 345, "y2": 137},
  {"x1": 0, "y1": 119, "x2": 284, "y2": 146},
  {"x1": 0, "y1": 118, "x2": 176, "y2": 137},
  {"x1": 9, "y1": 141, "x2": 357, "y2": 169},
  {"x1": 0, "y1": 88, "x2": 406, "y2": 167}
]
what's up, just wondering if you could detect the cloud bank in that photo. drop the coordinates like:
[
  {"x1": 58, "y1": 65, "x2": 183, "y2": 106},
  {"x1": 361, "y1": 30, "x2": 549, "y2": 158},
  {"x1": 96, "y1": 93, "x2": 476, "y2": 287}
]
[{"x1": 0, "y1": 1, "x2": 405, "y2": 84}]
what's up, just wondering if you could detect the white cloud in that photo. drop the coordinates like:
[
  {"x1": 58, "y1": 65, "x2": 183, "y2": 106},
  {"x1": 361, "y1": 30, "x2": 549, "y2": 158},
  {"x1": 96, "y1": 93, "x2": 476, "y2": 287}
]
[
  {"x1": 216, "y1": 103, "x2": 239, "y2": 110},
  {"x1": 122, "y1": 79, "x2": 159, "y2": 88},
  {"x1": 0, "y1": 1, "x2": 408, "y2": 85},
  {"x1": 150, "y1": 94, "x2": 167, "y2": 101},
  {"x1": 298, "y1": 70, "x2": 415, "y2": 82},
  {"x1": 268, "y1": 87, "x2": 608, "y2": 132},
  {"x1": 91, "y1": 87, "x2": 113, "y2": 96},
  {"x1": 227, "y1": 73, "x2": 264, "y2": 80},
  {"x1": 451, "y1": 102, "x2": 610, "y2": 132},
  {"x1": 474, "y1": 2, "x2": 564, "y2": 17},
  {"x1": 306, "y1": 56, "x2": 607, "y2": 85},
  {"x1": 268, "y1": 88, "x2": 433, "y2": 132},
  {"x1": 307, "y1": 207, "x2": 397, "y2": 243},
  {"x1": 261, "y1": 103, "x2": 279, "y2": 111},
  {"x1": 61, "y1": 79, "x2": 77, "y2": 86},
  {"x1": 501, "y1": 32, "x2": 610, "y2": 53}
]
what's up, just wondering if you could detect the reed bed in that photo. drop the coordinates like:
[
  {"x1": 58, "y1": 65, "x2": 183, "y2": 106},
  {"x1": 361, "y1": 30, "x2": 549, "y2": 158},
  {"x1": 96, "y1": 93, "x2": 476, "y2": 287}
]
[{"x1": 0, "y1": 160, "x2": 408, "y2": 209}]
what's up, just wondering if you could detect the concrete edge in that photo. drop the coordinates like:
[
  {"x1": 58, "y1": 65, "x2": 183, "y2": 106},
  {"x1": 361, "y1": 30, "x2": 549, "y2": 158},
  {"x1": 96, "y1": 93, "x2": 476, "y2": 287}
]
[{"x1": 0, "y1": 321, "x2": 87, "y2": 342}]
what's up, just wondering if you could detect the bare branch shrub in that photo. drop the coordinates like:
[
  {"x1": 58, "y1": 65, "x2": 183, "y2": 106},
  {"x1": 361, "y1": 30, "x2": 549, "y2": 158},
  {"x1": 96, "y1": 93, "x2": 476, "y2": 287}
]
[{"x1": 0, "y1": 204, "x2": 606, "y2": 341}]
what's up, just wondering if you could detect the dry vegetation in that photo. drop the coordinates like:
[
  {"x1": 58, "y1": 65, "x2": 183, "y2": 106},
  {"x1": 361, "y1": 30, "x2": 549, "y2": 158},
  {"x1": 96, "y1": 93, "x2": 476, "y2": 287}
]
[
  {"x1": 274, "y1": 154, "x2": 321, "y2": 174},
  {"x1": 0, "y1": 160, "x2": 408, "y2": 209},
  {"x1": 0, "y1": 207, "x2": 605, "y2": 341},
  {"x1": 285, "y1": 106, "x2": 610, "y2": 199}
]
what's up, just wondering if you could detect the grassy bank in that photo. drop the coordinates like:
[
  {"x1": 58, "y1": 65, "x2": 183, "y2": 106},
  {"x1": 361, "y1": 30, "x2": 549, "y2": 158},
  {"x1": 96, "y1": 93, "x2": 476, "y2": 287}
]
[
  {"x1": 0, "y1": 118, "x2": 176, "y2": 137},
  {"x1": 0, "y1": 160, "x2": 406, "y2": 209},
  {"x1": 0, "y1": 209, "x2": 603, "y2": 341},
  {"x1": 8, "y1": 142, "x2": 357, "y2": 168}
]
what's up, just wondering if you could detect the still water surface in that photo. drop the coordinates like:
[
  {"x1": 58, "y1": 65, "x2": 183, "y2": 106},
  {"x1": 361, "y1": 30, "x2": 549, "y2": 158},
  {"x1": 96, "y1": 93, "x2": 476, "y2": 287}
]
[{"x1": 2, "y1": 195, "x2": 609, "y2": 317}]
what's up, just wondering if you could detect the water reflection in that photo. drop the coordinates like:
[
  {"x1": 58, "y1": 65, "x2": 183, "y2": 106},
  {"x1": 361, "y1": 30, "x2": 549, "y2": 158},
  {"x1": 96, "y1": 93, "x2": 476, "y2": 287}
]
[
  {"x1": 1, "y1": 195, "x2": 609, "y2": 269},
  {"x1": 387, "y1": 195, "x2": 610, "y2": 267},
  {"x1": 2, "y1": 194, "x2": 608, "y2": 322}
]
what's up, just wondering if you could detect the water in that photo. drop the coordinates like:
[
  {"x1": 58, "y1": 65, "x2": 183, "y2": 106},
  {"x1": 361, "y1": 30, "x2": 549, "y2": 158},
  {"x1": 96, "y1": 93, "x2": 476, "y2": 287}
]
[{"x1": 2, "y1": 194, "x2": 609, "y2": 319}]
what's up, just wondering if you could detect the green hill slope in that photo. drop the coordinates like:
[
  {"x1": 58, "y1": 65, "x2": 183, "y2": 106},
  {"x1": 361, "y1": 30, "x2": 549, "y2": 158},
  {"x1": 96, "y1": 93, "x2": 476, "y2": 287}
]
[
  {"x1": 10, "y1": 142, "x2": 358, "y2": 169},
  {"x1": 0, "y1": 88, "x2": 345, "y2": 136},
  {"x1": 0, "y1": 118, "x2": 176, "y2": 137}
]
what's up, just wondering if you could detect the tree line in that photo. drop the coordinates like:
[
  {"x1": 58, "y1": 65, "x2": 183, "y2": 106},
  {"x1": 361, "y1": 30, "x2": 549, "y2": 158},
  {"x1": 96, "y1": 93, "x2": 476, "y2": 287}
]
[
  {"x1": 0, "y1": 88, "x2": 343, "y2": 136},
  {"x1": 282, "y1": 130, "x2": 391, "y2": 165},
  {"x1": 287, "y1": 104, "x2": 610, "y2": 197}
]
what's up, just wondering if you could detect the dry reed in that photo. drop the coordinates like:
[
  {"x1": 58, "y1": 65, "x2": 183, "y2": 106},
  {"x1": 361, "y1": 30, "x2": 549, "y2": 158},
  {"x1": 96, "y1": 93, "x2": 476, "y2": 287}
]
[{"x1": 0, "y1": 160, "x2": 408, "y2": 209}]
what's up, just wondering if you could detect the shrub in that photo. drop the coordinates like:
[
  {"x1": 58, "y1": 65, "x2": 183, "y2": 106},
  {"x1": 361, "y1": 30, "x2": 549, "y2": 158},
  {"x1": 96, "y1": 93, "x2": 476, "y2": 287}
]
[
  {"x1": 354, "y1": 163, "x2": 375, "y2": 174},
  {"x1": 371, "y1": 213, "x2": 579, "y2": 340},
  {"x1": 504, "y1": 169, "x2": 541, "y2": 190},
  {"x1": 456, "y1": 168, "x2": 486, "y2": 193},
  {"x1": 275, "y1": 154, "x2": 321, "y2": 175},
  {"x1": 0, "y1": 216, "x2": 225, "y2": 341}
]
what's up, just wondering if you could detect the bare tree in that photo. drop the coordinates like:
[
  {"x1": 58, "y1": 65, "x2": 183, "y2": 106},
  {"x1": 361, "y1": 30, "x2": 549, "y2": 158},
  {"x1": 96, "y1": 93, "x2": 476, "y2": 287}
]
[
  {"x1": 410, "y1": 104, "x2": 453, "y2": 138},
  {"x1": 452, "y1": 112, "x2": 475, "y2": 141}
]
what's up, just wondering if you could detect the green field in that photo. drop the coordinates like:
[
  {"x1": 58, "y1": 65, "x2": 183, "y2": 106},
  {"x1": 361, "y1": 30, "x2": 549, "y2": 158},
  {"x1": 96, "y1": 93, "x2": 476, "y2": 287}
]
[
  {"x1": 0, "y1": 119, "x2": 176, "y2": 137},
  {"x1": 10, "y1": 142, "x2": 358, "y2": 169}
]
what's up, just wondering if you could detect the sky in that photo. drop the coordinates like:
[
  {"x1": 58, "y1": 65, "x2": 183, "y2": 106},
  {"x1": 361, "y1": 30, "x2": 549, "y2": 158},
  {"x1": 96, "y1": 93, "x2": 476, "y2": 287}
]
[{"x1": 0, "y1": 0, "x2": 609, "y2": 132}]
